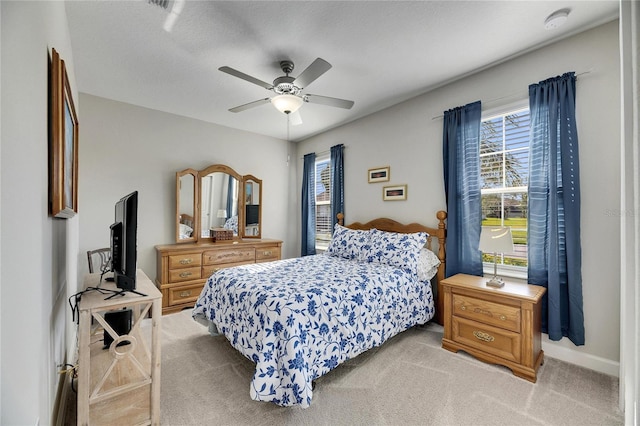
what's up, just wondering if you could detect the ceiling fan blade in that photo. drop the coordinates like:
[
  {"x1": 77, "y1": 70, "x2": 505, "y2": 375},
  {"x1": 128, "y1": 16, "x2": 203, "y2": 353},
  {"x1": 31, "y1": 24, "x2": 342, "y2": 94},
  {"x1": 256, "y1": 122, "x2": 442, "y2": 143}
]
[
  {"x1": 293, "y1": 58, "x2": 332, "y2": 89},
  {"x1": 304, "y1": 94, "x2": 354, "y2": 109},
  {"x1": 228, "y1": 98, "x2": 271, "y2": 113},
  {"x1": 289, "y1": 110, "x2": 303, "y2": 126},
  {"x1": 219, "y1": 66, "x2": 273, "y2": 90}
]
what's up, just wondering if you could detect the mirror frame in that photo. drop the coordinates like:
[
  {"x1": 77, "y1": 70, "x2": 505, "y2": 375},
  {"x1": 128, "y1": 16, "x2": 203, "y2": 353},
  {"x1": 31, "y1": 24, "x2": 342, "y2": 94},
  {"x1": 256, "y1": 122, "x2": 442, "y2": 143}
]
[
  {"x1": 175, "y1": 164, "x2": 264, "y2": 243},
  {"x1": 242, "y1": 174, "x2": 262, "y2": 239},
  {"x1": 196, "y1": 164, "x2": 244, "y2": 242},
  {"x1": 175, "y1": 168, "x2": 198, "y2": 244}
]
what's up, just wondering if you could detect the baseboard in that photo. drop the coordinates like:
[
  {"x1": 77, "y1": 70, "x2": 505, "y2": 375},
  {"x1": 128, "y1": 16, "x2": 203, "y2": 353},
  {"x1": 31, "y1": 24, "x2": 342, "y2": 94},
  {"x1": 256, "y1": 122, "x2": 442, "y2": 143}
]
[
  {"x1": 542, "y1": 341, "x2": 620, "y2": 377},
  {"x1": 54, "y1": 369, "x2": 74, "y2": 426}
]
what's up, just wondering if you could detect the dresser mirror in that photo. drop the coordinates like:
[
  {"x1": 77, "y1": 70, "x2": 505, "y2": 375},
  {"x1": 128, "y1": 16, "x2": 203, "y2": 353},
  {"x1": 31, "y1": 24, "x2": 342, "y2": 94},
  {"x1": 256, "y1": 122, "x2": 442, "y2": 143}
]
[
  {"x1": 176, "y1": 169, "x2": 197, "y2": 243},
  {"x1": 175, "y1": 164, "x2": 262, "y2": 243},
  {"x1": 198, "y1": 164, "x2": 242, "y2": 240},
  {"x1": 242, "y1": 175, "x2": 262, "y2": 239}
]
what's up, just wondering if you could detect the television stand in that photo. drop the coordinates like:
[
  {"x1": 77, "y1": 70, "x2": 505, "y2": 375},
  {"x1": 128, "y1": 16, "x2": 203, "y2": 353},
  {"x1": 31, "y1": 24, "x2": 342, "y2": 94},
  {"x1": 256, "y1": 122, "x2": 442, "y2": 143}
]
[
  {"x1": 103, "y1": 288, "x2": 148, "y2": 300},
  {"x1": 77, "y1": 269, "x2": 161, "y2": 425}
]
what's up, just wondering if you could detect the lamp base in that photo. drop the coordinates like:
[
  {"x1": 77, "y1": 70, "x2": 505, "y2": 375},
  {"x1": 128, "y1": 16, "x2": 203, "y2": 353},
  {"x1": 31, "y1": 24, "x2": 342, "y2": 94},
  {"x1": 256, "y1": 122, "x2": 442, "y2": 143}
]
[{"x1": 485, "y1": 276, "x2": 505, "y2": 288}]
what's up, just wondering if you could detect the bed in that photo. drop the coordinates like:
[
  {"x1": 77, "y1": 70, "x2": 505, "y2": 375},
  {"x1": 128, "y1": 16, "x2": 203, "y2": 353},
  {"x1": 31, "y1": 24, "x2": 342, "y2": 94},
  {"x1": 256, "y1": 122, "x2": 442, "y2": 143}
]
[{"x1": 192, "y1": 211, "x2": 447, "y2": 408}]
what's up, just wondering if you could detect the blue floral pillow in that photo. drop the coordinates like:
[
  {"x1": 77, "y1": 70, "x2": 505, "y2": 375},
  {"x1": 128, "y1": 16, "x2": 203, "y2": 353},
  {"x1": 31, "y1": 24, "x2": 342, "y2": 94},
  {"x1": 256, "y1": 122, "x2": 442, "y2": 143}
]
[
  {"x1": 327, "y1": 224, "x2": 371, "y2": 261},
  {"x1": 364, "y1": 229, "x2": 429, "y2": 274}
]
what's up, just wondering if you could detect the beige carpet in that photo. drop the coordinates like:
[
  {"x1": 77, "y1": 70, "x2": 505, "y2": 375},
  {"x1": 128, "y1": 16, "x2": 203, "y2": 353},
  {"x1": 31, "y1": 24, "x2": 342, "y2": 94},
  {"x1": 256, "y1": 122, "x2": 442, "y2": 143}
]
[{"x1": 159, "y1": 310, "x2": 623, "y2": 426}]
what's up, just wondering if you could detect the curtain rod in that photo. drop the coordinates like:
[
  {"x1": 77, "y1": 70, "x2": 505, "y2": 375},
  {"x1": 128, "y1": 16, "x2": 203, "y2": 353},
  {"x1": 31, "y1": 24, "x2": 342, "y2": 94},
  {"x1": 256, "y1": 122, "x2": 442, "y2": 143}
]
[
  {"x1": 300, "y1": 145, "x2": 348, "y2": 159},
  {"x1": 430, "y1": 69, "x2": 592, "y2": 120}
]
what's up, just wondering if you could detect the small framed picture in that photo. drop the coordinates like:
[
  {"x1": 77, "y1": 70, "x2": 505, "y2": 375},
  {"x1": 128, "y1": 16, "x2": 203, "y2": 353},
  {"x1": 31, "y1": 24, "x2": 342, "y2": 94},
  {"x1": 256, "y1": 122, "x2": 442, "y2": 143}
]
[
  {"x1": 383, "y1": 184, "x2": 407, "y2": 201},
  {"x1": 368, "y1": 166, "x2": 390, "y2": 183}
]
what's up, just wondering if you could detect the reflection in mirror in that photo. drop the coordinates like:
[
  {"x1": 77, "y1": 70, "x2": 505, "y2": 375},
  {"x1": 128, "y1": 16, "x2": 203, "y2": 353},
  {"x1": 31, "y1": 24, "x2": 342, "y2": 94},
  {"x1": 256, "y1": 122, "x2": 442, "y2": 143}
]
[
  {"x1": 200, "y1": 172, "x2": 240, "y2": 238},
  {"x1": 176, "y1": 169, "x2": 197, "y2": 243},
  {"x1": 243, "y1": 175, "x2": 262, "y2": 238}
]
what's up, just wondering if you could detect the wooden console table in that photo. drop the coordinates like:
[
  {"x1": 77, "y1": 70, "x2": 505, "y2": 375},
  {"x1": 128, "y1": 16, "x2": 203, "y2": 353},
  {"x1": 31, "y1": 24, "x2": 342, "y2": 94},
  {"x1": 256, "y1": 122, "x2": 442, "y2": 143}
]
[{"x1": 77, "y1": 269, "x2": 162, "y2": 425}]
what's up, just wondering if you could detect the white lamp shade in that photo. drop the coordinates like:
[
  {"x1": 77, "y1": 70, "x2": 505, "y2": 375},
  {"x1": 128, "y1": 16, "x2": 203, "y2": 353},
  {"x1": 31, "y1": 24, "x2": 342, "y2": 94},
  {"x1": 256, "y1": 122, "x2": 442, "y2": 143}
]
[
  {"x1": 479, "y1": 226, "x2": 514, "y2": 254},
  {"x1": 271, "y1": 94, "x2": 303, "y2": 114},
  {"x1": 216, "y1": 209, "x2": 227, "y2": 219}
]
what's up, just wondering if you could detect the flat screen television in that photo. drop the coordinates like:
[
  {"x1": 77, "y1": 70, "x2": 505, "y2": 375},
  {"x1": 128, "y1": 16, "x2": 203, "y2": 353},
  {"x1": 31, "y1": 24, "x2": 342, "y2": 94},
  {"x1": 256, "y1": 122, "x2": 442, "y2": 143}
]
[
  {"x1": 110, "y1": 191, "x2": 138, "y2": 291},
  {"x1": 246, "y1": 204, "x2": 259, "y2": 225}
]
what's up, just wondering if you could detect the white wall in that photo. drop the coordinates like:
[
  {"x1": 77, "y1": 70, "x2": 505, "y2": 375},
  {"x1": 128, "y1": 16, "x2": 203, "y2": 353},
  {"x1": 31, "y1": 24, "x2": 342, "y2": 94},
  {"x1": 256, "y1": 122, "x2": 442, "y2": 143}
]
[
  {"x1": 297, "y1": 21, "x2": 621, "y2": 374},
  {"x1": 0, "y1": 1, "x2": 78, "y2": 424},
  {"x1": 77, "y1": 94, "x2": 295, "y2": 284}
]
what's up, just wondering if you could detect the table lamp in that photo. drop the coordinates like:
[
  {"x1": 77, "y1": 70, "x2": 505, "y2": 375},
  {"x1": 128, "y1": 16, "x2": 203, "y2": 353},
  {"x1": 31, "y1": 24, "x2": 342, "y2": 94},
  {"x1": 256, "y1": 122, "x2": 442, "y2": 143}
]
[
  {"x1": 217, "y1": 209, "x2": 227, "y2": 226},
  {"x1": 479, "y1": 226, "x2": 514, "y2": 288}
]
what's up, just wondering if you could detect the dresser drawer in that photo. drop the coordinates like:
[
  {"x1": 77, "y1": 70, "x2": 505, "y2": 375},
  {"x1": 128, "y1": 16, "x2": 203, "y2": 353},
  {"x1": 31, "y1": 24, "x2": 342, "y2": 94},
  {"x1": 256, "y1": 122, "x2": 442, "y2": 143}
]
[
  {"x1": 255, "y1": 246, "x2": 281, "y2": 262},
  {"x1": 168, "y1": 266, "x2": 201, "y2": 283},
  {"x1": 201, "y1": 260, "x2": 256, "y2": 279},
  {"x1": 168, "y1": 252, "x2": 202, "y2": 269},
  {"x1": 167, "y1": 282, "x2": 203, "y2": 306},
  {"x1": 203, "y1": 248, "x2": 255, "y2": 265},
  {"x1": 453, "y1": 294, "x2": 521, "y2": 332},
  {"x1": 452, "y1": 316, "x2": 521, "y2": 363}
]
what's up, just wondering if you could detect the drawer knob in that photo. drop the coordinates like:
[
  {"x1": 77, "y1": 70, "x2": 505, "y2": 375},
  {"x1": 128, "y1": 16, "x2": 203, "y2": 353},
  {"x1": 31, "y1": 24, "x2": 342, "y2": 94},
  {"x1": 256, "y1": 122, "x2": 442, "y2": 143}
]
[
  {"x1": 179, "y1": 290, "x2": 192, "y2": 297},
  {"x1": 179, "y1": 258, "x2": 193, "y2": 265},
  {"x1": 263, "y1": 250, "x2": 272, "y2": 256},
  {"x1": 500, "y1": 314, "x2": 507, "y2": 321},
  {"x1": 460, "y1": 305, "x2": 467, "y2": 311},
  {"x1": 473, "y1": 331, "x2": 495, "y2": 342},
  {"x1": 179, "y1": 271, "x2": 192, "y2": 278}
]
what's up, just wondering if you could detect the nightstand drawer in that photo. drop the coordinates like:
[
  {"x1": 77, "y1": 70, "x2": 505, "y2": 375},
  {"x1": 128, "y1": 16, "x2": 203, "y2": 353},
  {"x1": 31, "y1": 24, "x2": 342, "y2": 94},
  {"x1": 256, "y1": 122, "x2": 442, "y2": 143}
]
[
  {"x1": 168, "y1": 283, "x2": 203, "y2": 306},
  {"x1": 453, "y1": 294, "x2": 521, "y2": 332},
  {"x1": 452, "y1": 316, "x2": 521, "y2": 363},
  {"x1": 168, "y1": 252, "x2": 202, "y2": 269},
  {"x1": 168, "y1": 266, "x2": 201, "y2": 283},
  {"x1": 256, "y1": 246, "x2": 280, "y2": 262}
]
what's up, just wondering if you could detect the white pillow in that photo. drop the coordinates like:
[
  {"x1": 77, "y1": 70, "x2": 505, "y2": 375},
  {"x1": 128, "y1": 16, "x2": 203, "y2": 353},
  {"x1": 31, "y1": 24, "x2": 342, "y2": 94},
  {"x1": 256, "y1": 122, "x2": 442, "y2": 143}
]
[
  {"x1": 364, "y1": 229, "x2": 428, "y2": 274},
  {"x1": 327, "y1": 224, "x2": 371, "y2": 261},
  {"x1": 418, "y1": 248, "x2": 441, "y2": 281},
  {"x1": 179, "y1": 223, "x2": 193, "y2": 237}
]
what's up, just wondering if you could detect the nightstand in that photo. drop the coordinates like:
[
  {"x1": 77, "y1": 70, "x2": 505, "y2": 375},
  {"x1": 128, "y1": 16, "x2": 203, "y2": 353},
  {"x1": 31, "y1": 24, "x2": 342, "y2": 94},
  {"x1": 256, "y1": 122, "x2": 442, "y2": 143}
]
[{"x1": 441, "y1": 273, "x2": 546, "y2": 382}]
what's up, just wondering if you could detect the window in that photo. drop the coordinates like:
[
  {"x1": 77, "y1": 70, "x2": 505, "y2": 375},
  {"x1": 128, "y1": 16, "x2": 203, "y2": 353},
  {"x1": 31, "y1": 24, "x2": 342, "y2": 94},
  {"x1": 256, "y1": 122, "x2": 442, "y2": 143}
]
[
  {"x1": 480, "y1": 106, "x2": 530, "y2": 270},
  {"x1": 314, "y1": 154, "x2": 332, "y2": 250}
]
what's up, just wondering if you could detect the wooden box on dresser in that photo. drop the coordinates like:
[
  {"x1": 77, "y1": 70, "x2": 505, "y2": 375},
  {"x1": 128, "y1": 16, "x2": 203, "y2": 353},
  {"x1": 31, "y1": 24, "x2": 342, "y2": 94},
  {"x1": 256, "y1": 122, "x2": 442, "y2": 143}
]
[
  {"x1": 155, "y1": 239, "x2": 282, "y2": 315},
  {"x1": 441, "y1": 273, "x2": 546, "y2": 382}
]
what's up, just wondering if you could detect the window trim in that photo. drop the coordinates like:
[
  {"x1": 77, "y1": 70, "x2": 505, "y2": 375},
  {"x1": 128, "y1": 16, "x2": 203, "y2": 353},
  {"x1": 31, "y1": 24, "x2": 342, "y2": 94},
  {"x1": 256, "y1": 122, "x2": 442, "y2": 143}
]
[
  {"x1": 314, "y1": 154, "x2": 332, "y2": 251},
  {"x1": 481, "y1": 100, "x2": 530, "y2": 277}
]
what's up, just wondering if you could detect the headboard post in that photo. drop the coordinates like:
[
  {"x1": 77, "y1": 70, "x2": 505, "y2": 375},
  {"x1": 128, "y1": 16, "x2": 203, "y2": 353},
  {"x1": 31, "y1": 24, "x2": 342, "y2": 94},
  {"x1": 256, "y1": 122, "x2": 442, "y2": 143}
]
[{"x1": 337, "y1": 212, "x2": 344, "y2": 226}]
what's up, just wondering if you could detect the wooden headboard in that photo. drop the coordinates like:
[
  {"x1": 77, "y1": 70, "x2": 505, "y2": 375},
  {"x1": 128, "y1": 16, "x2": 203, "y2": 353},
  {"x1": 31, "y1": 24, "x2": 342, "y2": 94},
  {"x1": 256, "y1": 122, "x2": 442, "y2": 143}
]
[
  {"x1": 179, "y1": 213, "x2": 194, "y2": 229},
  {"x1": 337, "y1": 211, "x2": 447, "y2": 325}
]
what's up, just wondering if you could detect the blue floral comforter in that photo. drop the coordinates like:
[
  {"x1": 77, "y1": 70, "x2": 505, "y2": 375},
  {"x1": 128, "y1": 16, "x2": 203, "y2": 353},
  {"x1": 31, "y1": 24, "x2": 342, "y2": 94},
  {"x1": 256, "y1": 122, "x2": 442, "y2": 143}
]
[{"x1": 192, "y1": 254, "x2": 435, "y2": 408}]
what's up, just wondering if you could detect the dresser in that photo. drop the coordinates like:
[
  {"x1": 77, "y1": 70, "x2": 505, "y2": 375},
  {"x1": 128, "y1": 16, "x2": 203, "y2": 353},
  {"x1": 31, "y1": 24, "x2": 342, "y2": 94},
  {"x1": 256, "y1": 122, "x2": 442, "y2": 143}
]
[
  {"x1": 441, "y1": 273, "x2": 546, "y2": 382},
  {"x1": 155, "y1": 239, "x2": 282, "y2": 315}
]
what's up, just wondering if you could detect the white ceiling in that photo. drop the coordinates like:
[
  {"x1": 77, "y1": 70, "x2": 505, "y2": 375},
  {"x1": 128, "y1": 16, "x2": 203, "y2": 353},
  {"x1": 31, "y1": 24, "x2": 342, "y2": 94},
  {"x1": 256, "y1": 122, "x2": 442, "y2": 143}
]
[{"x1": 66, "y1": 0, "x2": 618, "y2": 142}]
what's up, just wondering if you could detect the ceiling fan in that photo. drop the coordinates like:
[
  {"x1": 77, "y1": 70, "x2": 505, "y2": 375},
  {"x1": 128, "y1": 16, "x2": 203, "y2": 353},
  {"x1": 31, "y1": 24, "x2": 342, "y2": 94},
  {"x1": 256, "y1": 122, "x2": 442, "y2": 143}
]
[{"x1": 219, "y1": 58, "x2": 355, "y2": 124}]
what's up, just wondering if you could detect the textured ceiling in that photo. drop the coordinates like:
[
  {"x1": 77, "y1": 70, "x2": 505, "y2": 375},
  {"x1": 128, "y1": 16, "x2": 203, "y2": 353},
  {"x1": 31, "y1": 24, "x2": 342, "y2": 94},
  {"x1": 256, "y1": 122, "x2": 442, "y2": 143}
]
[{"x1": 66, "y1": 1, "x2": 618, "y2": 142}]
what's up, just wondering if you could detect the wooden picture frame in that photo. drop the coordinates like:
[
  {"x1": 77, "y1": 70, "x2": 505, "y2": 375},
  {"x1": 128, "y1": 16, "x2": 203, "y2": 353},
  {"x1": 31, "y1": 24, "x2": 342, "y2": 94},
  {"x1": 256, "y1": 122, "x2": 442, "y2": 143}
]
[
  {"x1": 368, "y1": 166, "x2": 390, "y2": 183},
  {"x1": 383, "y1": 184, "x2": 407, "y2": 201},
  {"x1": 50, "y1": 48, "x2": 79, "y2": 218}
]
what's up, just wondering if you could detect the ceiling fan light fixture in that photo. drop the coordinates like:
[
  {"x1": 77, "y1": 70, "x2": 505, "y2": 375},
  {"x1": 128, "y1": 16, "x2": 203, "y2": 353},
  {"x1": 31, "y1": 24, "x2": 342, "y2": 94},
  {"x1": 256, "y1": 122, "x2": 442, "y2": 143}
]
[{"x1": 272, "y1": 94, "x2": 303, "y2": 114}]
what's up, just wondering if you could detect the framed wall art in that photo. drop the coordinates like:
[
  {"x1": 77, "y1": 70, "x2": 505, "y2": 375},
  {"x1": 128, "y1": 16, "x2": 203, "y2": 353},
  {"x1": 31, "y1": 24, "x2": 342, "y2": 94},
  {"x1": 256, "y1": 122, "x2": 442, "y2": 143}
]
[
  {"x1": 50, "y1": 48, "x2": 79, "y2": 218},
  {"x1": 368, "y1": 166, "x2": 390, "y2": 183},
  {"x1": 383, "y1": 184, "x2": 407, "y2": 201}
]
